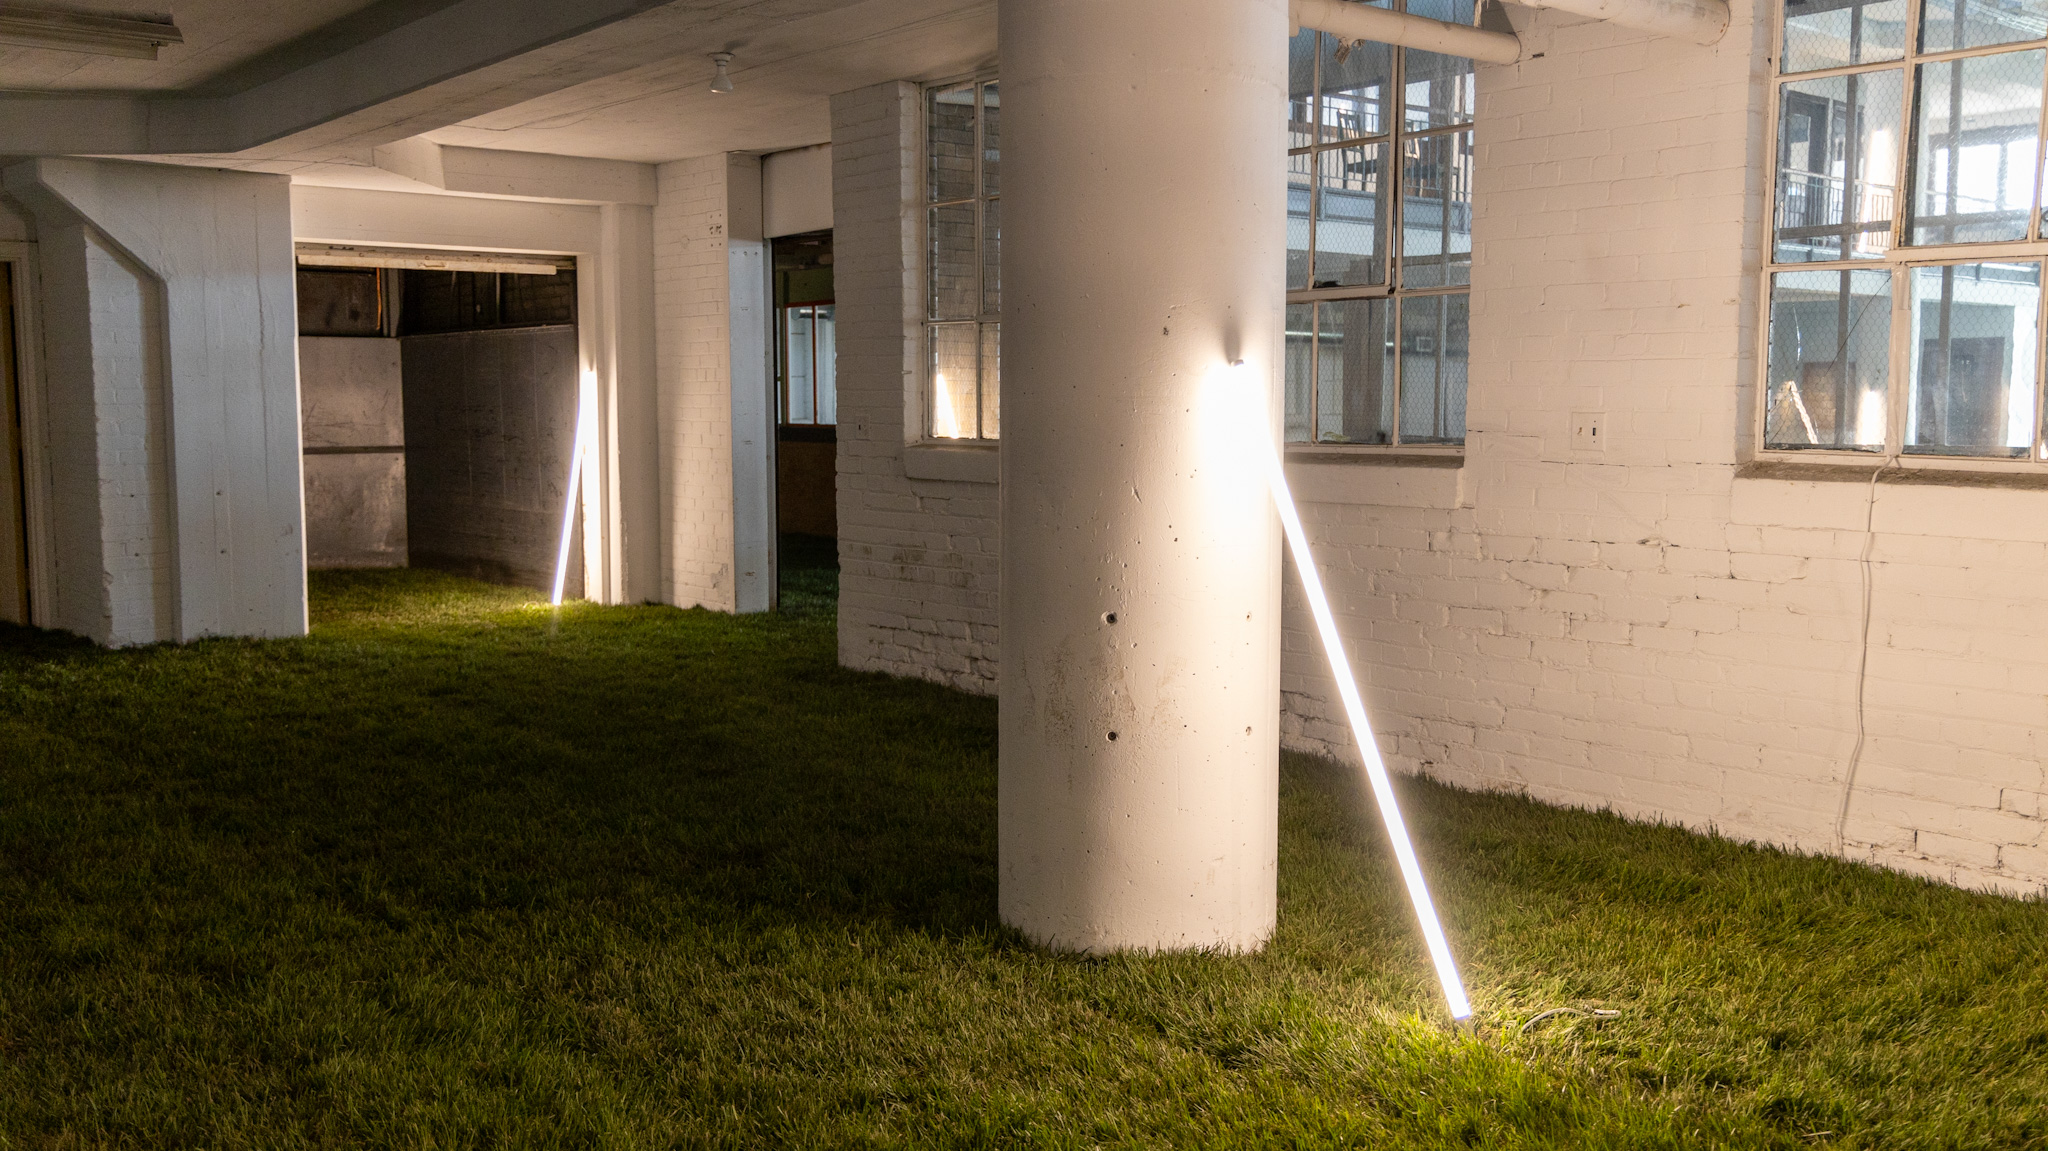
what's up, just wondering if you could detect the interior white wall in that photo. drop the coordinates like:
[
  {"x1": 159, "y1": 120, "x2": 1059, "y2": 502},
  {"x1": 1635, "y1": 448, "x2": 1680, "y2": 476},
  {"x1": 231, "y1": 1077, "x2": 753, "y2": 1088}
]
[
  {"x1": 4, "y1": 158, "x2": 305, "y2": 645},
  {"x1": 833, "y1": 4, "x2": 2048, "y2": 897},
  {"x1": 293, "y1": 184, "x2": 661, "y2": 605},
  {"x1": 832, "y1": 82, "x2": 1002, "y2": 692},
  {"x1": 0, "y1": 199, "x2": 28, "y2": 242},
  {"x1": 650, "y1": 152, "x2": 776, "y2": 613},
  {"x1": 763, "y1": 144, "x2": 834, "y2": 238}
]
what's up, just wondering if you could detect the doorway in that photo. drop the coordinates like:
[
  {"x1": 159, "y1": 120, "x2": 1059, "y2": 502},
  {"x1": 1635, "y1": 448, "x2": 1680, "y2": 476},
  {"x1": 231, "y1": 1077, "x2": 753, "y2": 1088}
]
[
  {"x1": 772, "y1": 229, "x2": 836, "y2": 609},
  {"x1": 1, "y1": 261, "x2": 29, "y2": 625},
  {"x1": 296, "y1": 255, "x2": 584, "y2": 597}
]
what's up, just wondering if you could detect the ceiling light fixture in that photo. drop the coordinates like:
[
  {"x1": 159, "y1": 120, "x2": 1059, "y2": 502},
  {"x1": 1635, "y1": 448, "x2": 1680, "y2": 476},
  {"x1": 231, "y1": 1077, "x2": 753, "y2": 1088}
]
[
  {"x1": 708, "y1": 51, "x2": 735, "y2": 94},
  {"x1": 0, "y1": 3, "x2": 183, "y2": 60}
]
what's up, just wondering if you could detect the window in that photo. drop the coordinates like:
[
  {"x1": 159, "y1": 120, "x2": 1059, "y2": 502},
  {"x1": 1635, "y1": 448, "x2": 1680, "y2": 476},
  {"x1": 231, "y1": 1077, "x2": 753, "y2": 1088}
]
[
  {"x1": 1765, "y1": 0, "x2": 2048, "y2": 461},
  {"x1": 925, "y1": 78, "x2": 1000, "y2": 441},
  {"x1": 776, "y1": 232, "x2": 836, "y2": 427},
  {"x1": 1286, "y1": 0, "x2": 1476, "y2": 448}
]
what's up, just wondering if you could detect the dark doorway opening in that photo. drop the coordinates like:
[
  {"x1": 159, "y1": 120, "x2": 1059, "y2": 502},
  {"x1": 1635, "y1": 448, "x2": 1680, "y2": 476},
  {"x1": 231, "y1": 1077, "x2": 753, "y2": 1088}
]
[
  {"x1": 297, "y1": 259, "x2": 584, "y2": 597},
  {"x1": 772, "y1": 230, "x2": 836, "y2": 608}
]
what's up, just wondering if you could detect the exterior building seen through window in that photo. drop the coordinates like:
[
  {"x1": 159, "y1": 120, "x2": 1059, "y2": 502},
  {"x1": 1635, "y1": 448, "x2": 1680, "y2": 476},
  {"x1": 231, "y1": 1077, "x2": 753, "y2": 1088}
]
[
  {"x1": 1766, "y1": 0, "x2": 2048, "y2": 461},
  {"x1": 1286, "y1": 0, "x2": 1476, "y2": 448},
  {"x1": 926, "y1": 79, "x2": 1000, "y2": 441}
]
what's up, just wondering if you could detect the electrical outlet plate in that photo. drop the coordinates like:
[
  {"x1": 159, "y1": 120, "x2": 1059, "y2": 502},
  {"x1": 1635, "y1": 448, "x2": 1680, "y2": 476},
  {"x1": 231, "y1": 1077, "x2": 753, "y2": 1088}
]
[{"x1": 1571, "y1": 412, "x2": 1603, "y2": 452}]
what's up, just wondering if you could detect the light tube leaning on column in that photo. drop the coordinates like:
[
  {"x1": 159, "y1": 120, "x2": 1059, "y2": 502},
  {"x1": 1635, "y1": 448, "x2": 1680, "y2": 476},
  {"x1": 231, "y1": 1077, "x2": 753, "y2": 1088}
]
[
  {"x1": 551, "y1": 380, "x2": 594, "y2": 606},
  {"x1": 1238, "y1": 362, "x2": 1473, "y2": 1021}
]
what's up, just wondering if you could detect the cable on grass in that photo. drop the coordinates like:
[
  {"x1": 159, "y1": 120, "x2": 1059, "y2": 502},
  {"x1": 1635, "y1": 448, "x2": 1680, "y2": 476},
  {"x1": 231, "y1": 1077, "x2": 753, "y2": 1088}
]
[{"x1": 1519, "y1": 1007, "x2": 1622, "y2": 1034}]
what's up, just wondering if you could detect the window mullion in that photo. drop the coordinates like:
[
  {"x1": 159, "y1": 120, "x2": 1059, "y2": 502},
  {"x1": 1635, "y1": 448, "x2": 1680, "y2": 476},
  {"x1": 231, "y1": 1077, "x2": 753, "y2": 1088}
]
[{"x1": 1390, "y1": 43, "x2": 1407, "y2": 445}]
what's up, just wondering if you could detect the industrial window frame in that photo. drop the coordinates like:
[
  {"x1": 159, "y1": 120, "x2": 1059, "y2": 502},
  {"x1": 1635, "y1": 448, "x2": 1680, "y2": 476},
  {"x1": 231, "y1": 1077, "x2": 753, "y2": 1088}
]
[
  {"x1": 1758, "y1": 0, "x2": 2048, "y2": 471},
  {"x1": 1286, "y1": 2, "x2": 1477, "y2": 454},
  {"x1": 921, "y1": 74, "x2": 1001, "y2": 443}
]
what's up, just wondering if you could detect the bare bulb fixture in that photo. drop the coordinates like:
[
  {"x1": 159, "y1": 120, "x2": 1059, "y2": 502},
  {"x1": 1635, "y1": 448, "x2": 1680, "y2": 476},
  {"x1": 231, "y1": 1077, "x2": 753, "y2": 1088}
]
[{"x1": 708, "y1": 52, "x2": 735, "y2": 94}]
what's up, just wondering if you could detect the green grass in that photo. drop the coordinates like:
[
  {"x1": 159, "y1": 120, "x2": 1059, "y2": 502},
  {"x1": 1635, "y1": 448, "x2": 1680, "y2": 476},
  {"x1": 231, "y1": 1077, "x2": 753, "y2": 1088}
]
[{"x1": 1, "y1": 560, "x2": 2045, "y2": 1149}]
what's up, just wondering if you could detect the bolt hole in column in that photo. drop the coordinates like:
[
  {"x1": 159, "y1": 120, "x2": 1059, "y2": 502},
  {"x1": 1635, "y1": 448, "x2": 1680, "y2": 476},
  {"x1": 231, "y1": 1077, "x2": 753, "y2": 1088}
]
[
  {"x1": 1106, "y1": 731, "x2": 1118, "y2": 742},
  {"x1": 1103, "y1": 611, "x2": 1118, "y2": 624}
]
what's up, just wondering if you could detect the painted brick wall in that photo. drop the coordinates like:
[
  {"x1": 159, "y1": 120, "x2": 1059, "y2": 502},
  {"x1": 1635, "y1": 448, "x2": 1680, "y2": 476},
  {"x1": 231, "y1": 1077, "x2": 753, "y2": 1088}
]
[
  {"x1": 830, "y1": 5, "x2": 2048, "y2": 897},
  {"x1": 1274, "y1": 0, "x2": 2048, "y2": 896},
  {"x1": 832, "y1": 82, "x2": 1001, "y2": 694},
  {"x1": 653, "y1": 154, "x2": 738, "y2": 611}
]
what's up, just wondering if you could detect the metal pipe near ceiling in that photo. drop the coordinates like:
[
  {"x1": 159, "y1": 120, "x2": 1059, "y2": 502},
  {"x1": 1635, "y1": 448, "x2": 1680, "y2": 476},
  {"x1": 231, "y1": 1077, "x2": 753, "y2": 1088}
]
[
  {"x1": 1509, "y1": 0, "x2": 1730, "y2": 44},
  {"x1": 1290, "y1": 0, "x2": 1523, "y2": 63}
]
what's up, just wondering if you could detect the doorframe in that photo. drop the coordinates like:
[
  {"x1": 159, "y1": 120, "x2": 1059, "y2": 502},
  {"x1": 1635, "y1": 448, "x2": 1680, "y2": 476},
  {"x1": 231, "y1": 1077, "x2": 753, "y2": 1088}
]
[{"x1": 0, "y1": 241, "x2": 51, "y2": 628}]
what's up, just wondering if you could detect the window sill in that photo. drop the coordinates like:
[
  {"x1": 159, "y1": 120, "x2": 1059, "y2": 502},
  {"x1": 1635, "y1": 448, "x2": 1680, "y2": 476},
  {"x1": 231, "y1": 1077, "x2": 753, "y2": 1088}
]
[
  {"x1": 904, "y1": 442, "x2": 998, "y2": 484},
  {"x1": 1739, "y1": 458, "x2": 2048, "y2": 491},
  {"x1": 1284, "y1": 446, "x2": 1463, "y2": 468}
]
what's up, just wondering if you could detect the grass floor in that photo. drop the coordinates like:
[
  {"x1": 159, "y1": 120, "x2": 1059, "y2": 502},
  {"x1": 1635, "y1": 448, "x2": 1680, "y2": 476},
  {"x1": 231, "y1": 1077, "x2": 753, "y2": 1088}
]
[{"x1": 1, "y1": 556, "x2": 2045, "y2": 1149}]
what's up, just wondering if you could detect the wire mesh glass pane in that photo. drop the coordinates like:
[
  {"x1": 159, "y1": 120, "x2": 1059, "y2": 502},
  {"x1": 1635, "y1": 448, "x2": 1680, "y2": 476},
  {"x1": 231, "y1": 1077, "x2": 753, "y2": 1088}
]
[
  {"x1": 1314, "y1": 144, "x2": 1387, "y2": 288},
  {"x1": 980, "y1": 82, "x2": 1000, "y2": 197},
  {"x1": 929, "y1": 323, "x2": 979, "y2": 440},
  {"x1": 1288, "y1": 151, "x2": 1313, "y2": 291},
  {"x1": 978, "y1": 322, "x2": 999, "y2": 440},
  {"x1": 1316, "y1": 297, "x2": 1396, "y2": 444},
  {"x1": 1286, "y1": 302, "x2": 1314, "y2": 443},
  {"x1": 1403, "y1": 49, "x2": 1476, "y2": 132},
  {"x1": 1775, "y1": 70, "x2": 1903, "y2": 262},
  {"x1": 1766, "y1": 268, "x2": 1893, "y2": 450},
  {"x1": 1921, "y1": 0, "x2": 2048, "y2": 53},
  {"x1": 1908, "y1": 50, "x2": 2045, "y2": 246},
  {"x1": 929, "y1": 203, "x2": 977, "y2": 319},
  {"x1": 1405, "y1": 0, "x2": 1476, "y2": 24},
  {"x1": 815, "y1": 306, "x2": 837, "y2": 425},
  {"x1": 982, "y1": 197, "x2": 1001, "y2": 315},
  {"x1": 1909, "y1": 261, "x2": 2039, "y2": 456},
  {"x1": 1782, "y1": 0, "x2": 1907, "y2": 72},
  {"x1": 1403, "y1": 130, "x2": 1474, "y2": 288},
  {"x1": 928, "y1": 85, "x2": 976, "y2": 204},
  {"x1": 1397, "y1": 293, "x2": 1468, "y2": 445},
  {"x1": 1321, "y1": 30, "x2": 1394, "y2": 143},
  {"x1": 1290, "y1": 31, "x2": 1319, "y2": 151},
  {"x1": 786, "y1": 307, "x2": 816, "y2": 424}
]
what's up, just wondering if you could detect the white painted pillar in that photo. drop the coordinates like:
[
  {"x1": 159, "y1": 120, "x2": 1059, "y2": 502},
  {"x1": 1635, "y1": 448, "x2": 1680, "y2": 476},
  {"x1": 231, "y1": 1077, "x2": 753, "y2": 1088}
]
[{"x1": 998, "y1": 0, "x2": 1288, "y2": 952}]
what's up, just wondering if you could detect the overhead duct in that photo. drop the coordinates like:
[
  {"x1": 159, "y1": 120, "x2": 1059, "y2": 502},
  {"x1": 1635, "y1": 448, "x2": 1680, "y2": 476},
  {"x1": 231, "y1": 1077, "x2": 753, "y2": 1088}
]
[
  {"x1": 1509, "y1": 0, "x2": 1729, "y2": 44},
  {"x1": 1290, "y1": 0, "x2": 1522, "y2": 63},
  {"x1": 295, "y1": 243, "x2": 572, "y2": 276},
  {"x1": 1287, "y1": 0, "x2": 1731, "y2": 61}
]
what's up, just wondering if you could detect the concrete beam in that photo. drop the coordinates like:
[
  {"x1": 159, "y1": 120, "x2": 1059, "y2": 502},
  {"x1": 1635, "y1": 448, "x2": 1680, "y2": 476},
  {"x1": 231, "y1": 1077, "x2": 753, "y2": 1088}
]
[
  {"x1": 371, "y1": 138, "x2": 658, "y2": 205},
  {"x1": 0, "y1": 0, "x2": 671, "y2": 156}
]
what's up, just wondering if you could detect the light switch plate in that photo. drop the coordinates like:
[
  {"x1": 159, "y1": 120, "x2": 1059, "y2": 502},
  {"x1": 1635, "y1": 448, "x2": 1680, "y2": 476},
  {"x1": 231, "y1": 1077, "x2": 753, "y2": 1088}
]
[{"x1": 1571, "y1": 412, "x2": 1604, "y2": 452}]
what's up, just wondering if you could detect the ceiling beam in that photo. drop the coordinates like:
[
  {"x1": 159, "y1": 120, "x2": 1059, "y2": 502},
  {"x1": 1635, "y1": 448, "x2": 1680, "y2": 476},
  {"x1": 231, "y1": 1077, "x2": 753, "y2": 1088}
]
[{"x1": 0, "y1": 0, "x2": 674, "y2": 155}]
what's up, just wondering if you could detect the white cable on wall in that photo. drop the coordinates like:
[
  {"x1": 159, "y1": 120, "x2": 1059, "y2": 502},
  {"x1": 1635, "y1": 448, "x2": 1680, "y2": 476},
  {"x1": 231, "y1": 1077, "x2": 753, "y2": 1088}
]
[{"x1": 1835, "y1": 457, "x2": 1896, "y2": 855}]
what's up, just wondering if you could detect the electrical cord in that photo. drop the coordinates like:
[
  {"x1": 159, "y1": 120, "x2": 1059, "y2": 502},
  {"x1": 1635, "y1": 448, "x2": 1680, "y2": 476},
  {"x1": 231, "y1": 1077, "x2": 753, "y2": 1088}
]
[
  {"x1": 1518, "y1": 1007, "x2": 1622, "y2": 1034},
  {"x1": 1835, "y1": 454, "x2": 1897, "y2": 856}
]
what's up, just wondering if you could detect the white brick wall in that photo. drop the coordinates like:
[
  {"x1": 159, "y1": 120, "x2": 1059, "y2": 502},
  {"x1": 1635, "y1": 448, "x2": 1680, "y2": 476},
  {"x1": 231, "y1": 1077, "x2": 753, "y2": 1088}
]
[
  {"x1": 830, "y1": 6, "x2": 2048, "y2": 897},
  {"x1": 832, "y1": 82, "x2": 1001, "y2": 694},
  {"x1": 653, "y1": 155, "x2": 739, "y2": 611}
]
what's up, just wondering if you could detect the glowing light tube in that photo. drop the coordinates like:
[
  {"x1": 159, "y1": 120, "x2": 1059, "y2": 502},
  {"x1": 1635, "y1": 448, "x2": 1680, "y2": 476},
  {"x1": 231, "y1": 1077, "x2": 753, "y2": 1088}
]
[
  {"x1": 550, "y1": 383, "x2": 593, "y2": 606},
  {"x1": 1249, "y1": 372, "x2": 1473, "y2": 1021}
]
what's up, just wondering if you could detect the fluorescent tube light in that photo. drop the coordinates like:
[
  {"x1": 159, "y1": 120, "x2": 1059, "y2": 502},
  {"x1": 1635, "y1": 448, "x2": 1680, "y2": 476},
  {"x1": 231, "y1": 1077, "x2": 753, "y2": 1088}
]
[
  {"x1": 1235, "y1": 361, "x2": 1473, "y2": 1021},
  {"x1": 296, "y1": 244, "x2": 568, "y2": 278},
  {"x1": 551, "y1": 376, "x2": 595, "y2": 606},
  {"x1": 0, "y1": 4, "x2": 183, "y2": 60}
]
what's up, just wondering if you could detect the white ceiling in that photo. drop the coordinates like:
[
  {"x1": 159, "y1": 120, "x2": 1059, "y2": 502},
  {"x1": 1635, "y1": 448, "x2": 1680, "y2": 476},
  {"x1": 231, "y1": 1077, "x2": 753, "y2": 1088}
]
[
  {"x1": 427, "y1": 0, "x2": 996, "y2": 163},
  {"x1": 0, "y1": 0, "x2": 995, "y2": 168}
]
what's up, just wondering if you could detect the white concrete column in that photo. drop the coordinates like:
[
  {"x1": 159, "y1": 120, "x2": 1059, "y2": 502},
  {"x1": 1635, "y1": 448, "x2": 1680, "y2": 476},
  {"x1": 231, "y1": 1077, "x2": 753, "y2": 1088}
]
[{"x1": 998, "y1": 0, "x2": 1289, "y2": 952}]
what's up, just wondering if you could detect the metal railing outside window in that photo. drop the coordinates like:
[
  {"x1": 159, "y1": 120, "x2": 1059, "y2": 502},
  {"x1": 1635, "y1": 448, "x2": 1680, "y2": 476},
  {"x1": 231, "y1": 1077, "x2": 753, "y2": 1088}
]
[
  {"x1": 1762, "y1": 0, "x2": 2048, "y2": 463},
  {"x1": 1286, "y1": 0, "x2": 1476, "y2": 449}
]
